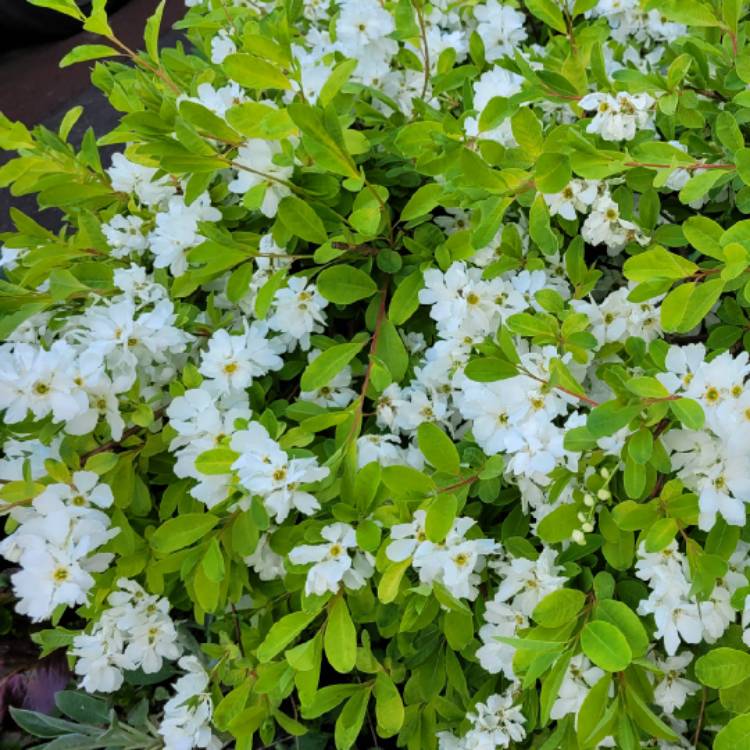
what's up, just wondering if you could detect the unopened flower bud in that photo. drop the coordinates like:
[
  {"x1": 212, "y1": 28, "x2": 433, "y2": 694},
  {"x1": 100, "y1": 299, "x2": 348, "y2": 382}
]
[
  {"x1": 600, "y1": 467, "x2": 610, "y2": 480},
  {"x1": 584, "y1": 493, "x2": 595, "y2": 507},
  {"x1": 572, "y1": 529, "x2": 586, "y2": 545},
  {"x1": 577, "y1": 512, "x2": 587, "y2": 523},
  {"x1": 597, "y1": 488, "x2": 611, "y2": 500},
  {"x1": 582, "y1": 522, "x2": 594, "y2": 533}
]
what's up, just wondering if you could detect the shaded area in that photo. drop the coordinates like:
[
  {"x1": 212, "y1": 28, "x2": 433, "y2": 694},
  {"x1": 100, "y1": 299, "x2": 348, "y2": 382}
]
[{"x1": 0, "y1": 0, "x2": 185, "y2": 232}]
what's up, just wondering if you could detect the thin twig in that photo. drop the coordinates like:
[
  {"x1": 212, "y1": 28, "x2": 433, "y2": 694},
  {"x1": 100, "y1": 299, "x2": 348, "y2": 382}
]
[{"x1": 412, "y1": 0, "x2": 431, "y2": 100}]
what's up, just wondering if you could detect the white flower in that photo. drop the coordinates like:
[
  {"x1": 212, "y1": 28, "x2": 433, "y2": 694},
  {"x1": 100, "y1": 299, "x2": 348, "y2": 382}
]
[
  {"x1": 439, "y1": 687, "x2": 526, "y2": 749},
  {"x1": 230, "y1": 422, "x2": 329, "y2": 521},
  {"x1": 199, "y1": 323, "x2": 284, "y2": 395},
  {"x1": 159, "y1": 656, "x2": 220, "y2": 750},
  {"x1": 492, "y1": 548, "x2": 567, "y2": 616},
  {"x1": 245, "y1": 532, "x2": 286, "y2": 581},
  {"x1": 652, "y1": 653, "x2": 700, "y2": 713},
  {"x1": 150, "y1": 193, "x2": 222, "y2": 276},
  {"x1": 268, "y1": 277, "x2": 328, "y2": 350},
  {"x1": 579, "y1": 91, "x2": 655, "y2": 142},
  {"x1": 103, "y1": 214, "x2": 148, "y2": 258},
  {"x1": 107, "y1": 152, "x2": 175, "y2": 207},
  {"x1": 389, "y1": 514, "x2": 500, "y2": 601},
  {"x1": 288, "y1": 523, "x2": 374, "y2": 596},
  {"x1": 210, "y1": 29, "x2": 236, "y2": 64},
  {"x1": 300, "y1": 349, "x2": 356, "y2": 408},
  {"x1": 550, "y1": 654, "x2": 604, "y2": 719},
  {"x1": 0, "y1": 342, "x2": 88, "y2": 425},
  {"x1": 228, "y1": 139, "x2": 293, "y2": 217},
  {"x1": 476, "y1": 599, "x2": 529, "y2": 678},
  {"x1": 544, "y1": 179, "x2": 599, "y2": 220},
  {"x1": 474, "y1": 0, "x2": 527, "y2": 61}
]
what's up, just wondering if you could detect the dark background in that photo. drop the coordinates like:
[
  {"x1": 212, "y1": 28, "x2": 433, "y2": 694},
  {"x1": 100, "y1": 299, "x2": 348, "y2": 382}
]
[{"x1": 0, "y1": 0, "x2": 185, "y2": 232}]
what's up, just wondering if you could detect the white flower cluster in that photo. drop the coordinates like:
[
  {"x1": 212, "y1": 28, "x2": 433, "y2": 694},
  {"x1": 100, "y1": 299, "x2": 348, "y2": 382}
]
[
  {"x1": 72, "y1": 578, "x2": 181, "y2": 693},
  {"x1": 477, "y1": 549, "x2": 567, "y2": 677},
  {"x1": 289, "y1": 522, "x2": 374, "y2": 596},
  {"x1": 591, "y1": 0, "x2": 686, "y2": 47},
  {"x1": 659, "y1": 345, "x2": 750, "y2": 529},
  {"x1": 635, "y1": 541, "x2": 741, "y2": 655},
  {"x1": 158, "y1": 656, "x2": 221, "y2": 750},
  {"x1": 107, "y1": 155, "x2": 222, "y2": 276},
  {"x1": 0, "y1": 271, "x2": 190, "y2": 441},
  {"x1": 550, "y1": 655, "x2": 604, "y2": 721},
  {"x1": 545, "y1": 179, "x2": 650, "y2": 255},
  {"x1": 579, "y1": 92, "x2": 655, "y2": 142},
  {"x1": 437, "y1": 687, "x2": 526, "y2": 750},
  {"x1": 386, "y1": 511, "x2": 499, "y2": 601},
  {"x1": 231, "y1": 421, "x2": 330, "y2": 521},
  {"x1": 0, "y1": 471, "x2": 117, "y2": 621}
]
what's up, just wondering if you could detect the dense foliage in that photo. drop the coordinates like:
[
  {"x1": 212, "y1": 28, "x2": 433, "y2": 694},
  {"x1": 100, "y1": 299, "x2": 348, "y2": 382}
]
[{"x1": 3, "y1": 0, "x2": 750, "y2": 748}]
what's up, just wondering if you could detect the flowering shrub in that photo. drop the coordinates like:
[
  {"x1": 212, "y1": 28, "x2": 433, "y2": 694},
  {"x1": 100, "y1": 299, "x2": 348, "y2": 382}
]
[{"x1": 4, "y1": 0, "x2": 750, "y2": 747}]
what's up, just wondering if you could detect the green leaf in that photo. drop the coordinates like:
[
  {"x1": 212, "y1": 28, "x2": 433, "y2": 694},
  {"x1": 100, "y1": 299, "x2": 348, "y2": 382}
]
[
  {"x1": 627, "y1": 428, "x2": 653, "y2": 464},
  {"x1": 59, "y1": 44, "x2": 119, "y2": 67},
  {"x1": 624, "y1": 685, "x2": 680, "y2": 741},
  {"x1": 381, "y1": 465, "x2": 435, "y2": 498},
  {"x1": 374, "y1": 673, "x2": 404, "y2": 737},
  {"x1": 8, "y1": 708, "x2": 83, "y2": 738},
  {"x1": 716, "y1": 111, "x2": 744, "y2": 153},
  {"x1": 540, "y1": 652, "x2": 572, "y2": 725},
  {"x1": 511, "y1": 108, "x2": 543, "y2": 157},
  {"x1": 536, "y1": 153, "x2": 572, "y2": 193},
  {"x1": 623, "y1": 246, "x2": 698, "y2": 282},
  {"x1": 577, "y1": 675, "x2": 613, "y2": 749},
  {"x1": 288, "y1": 103, "x2": 360, "y2": 179},
  {"x1": 194, "y1": 447, "x2": 239, "y2": 475},
  {"x1": 151, "y1": 514, "x2": 219, "y2": 554},
  {"x1": 464, "y1": 357, "x2": 518, "y2": 382},
  {"x1": 334, "y1": 688, "x2": 371, "y2": 750},
  {"x1": 417, "y1": 422, "x2": 460, "y2": 475},
  {"x1": 257, "y1": 607, "x2": 322, "y2": 663},
  {"x1": 389, "y1": 270, "x2": 423, "y2": 325},
  {"x1": 679, "y1": 169, "x2": 726, "y2": 203},
  {"x1": 55, "y1": 691, "x2": 110, "y2": 724},
  {"x1": 325, "y1": 597, "x2": 357, "y2": 673},
  {"x1": 644, "y1": 517, "x2": 678, "y2": 552},
  {"x1": 661, "y1": 278, "x2": 725, "y2": 333},
  {"x1": 301, "y1": 685, "x2": 360, "y2": 719},
  {"x1": 587, "y1": 402, "x2": 641, "y2": 438},
  {"x1": 580, "y1": 621, "x2": 632, "y2": 672},
  {"x1": 378, "y1": 559, "x2": 411, "y2": 603},
  {"x1": 715, "y1": 713, "x2": 750, "y2": 750},
  {"x1": 537, "y1": 503, "x2": 580, "y2": 544},
  {"x1": 525, "y1": 0, "x2": 567, "y2": 32},
  {"x1": 202, "y1": 537, "x2": 225, "y2": 582},
  {"x1": 594, "y1": 600, "x2": 649, "y2": 658},
  {"x1": 400, "y1": 183, "x2": 443, "y2": 221},
  {"x1": 224, "y1": 53, "x2": 291, "y2": 90},
  {"x1": 179, "y1": 100, "x2": 241, "y2": 144},
  {"x1": 317, "y1": 265, "x2": 378, "y2": 304},
  {"x1": 277, "y1": 196, "x2": 327, "y2": 244},
  {"x1": 144, "y1": 0, "x2": 165, "y2": 61},
  {"x1": 300, "y1": 341, "x2": 366, "y2": 392},
  {"x1": 532, "y1": 589, "x2": 585, "y2": 628},
  {"x1": 682, "y1": 215, "x2": 724, "y2": 259},
  {"x1": 529, "y1": 193, "x2": 558, "y2": 254},
  {"x1": 27, "y1": 0, "x2": 84, "y2": 19},
  {"x1": 425, "y1": 494, "x2": 458, "y2": 543},
  {"x1": 695, "y1": 648, "x2": 750, "y2": 688},
  {"x1": 319, "y1": 58, "x2": 358, "y2": 107},
  {"x1": 648, "y1": 0, "x2": 722, "y2": 26}
]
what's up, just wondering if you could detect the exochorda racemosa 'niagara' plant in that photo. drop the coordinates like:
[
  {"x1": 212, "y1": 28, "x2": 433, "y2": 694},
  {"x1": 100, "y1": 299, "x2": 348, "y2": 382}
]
[{"x1": 4, "y1": 0, "x2": 750, "y2": 748}]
